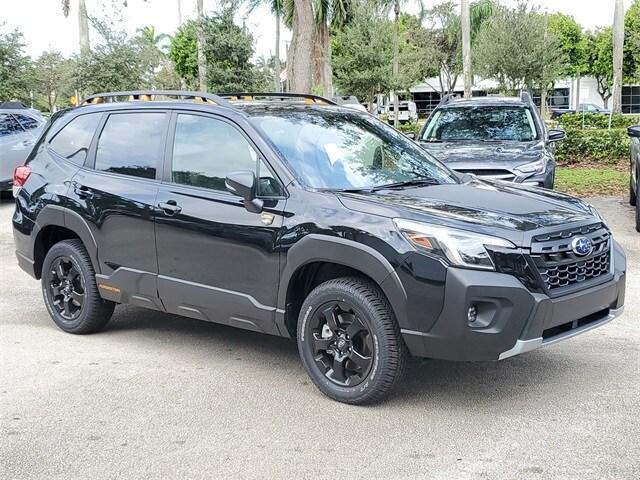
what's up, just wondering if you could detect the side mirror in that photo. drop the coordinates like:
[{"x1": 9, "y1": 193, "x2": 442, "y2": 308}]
[
  {"x1": 628, "y1": 126, "x2": 640, "y2": 138},
  {"x1": 225, "y1": 170, "x2": 263, "y2": 213},
  {"x1": 547, "y1": 128, "x2": 566, "y2": 142},
  {"x1": 405, "y1": 132, "x2": 416, "y2": 140}
]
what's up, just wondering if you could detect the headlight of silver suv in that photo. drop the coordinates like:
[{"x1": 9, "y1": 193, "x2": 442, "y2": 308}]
[
  {"x1": 394, "y1": 219, "x2": 516, "y2": 271},
  {"x1": 515, "y1": 156, "x2": 547, "y2": 174}
]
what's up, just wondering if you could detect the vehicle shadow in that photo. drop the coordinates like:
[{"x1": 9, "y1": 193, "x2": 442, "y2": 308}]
[{"x1": 105, "y1": 304, "x2": 578, "y2": 409}]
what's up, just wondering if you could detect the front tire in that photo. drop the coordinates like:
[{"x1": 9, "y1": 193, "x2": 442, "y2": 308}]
[
  {"x1": 297, "y1": 276, "x2": 407, "y2": 405},
  {"x1": 42, "y1": 239, "x2": 115, "y2": 334}
]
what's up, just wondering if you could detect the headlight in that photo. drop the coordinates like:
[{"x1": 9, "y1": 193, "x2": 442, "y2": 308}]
[
  {"x1": 515, "y1": 157, "x2": 547, "y2": 174},
  {"x1": 394, "y1": 219, "x2": 516, "y2": 270}
]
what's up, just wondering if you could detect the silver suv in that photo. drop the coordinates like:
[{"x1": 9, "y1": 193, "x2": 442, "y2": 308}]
[{"x1": 0, "y1": 102, "x2": 45, "y2": 192}]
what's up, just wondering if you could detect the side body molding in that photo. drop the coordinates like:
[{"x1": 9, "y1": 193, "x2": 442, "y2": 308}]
[{"x1": 276, "y1": 234, "x2": 408, "y2": 336}]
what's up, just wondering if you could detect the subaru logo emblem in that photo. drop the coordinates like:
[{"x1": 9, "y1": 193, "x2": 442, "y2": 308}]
[{"x1": 571, "y1": 236, "x2": 593, "y2": 256}]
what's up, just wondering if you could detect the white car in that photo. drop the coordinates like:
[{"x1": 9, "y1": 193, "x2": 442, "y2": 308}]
[
  {"x1": 388, "y1": 101, "x2": 418, "y2": 124},
  {"x1": 0, "y1": 104, "x2": 46, "y2": 192}
]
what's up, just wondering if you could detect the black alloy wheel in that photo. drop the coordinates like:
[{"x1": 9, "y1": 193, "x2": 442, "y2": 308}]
[
  {"x1": 46, "y1": 256, "x2": 85, "y2": 321},
  {"x1": 308, "y1": 301, "x2": 374, "y2": 387},
  {"x1": 298, "y1": 276, "x2": 407, "y2": 404},
  {"x1": 41, "y1": 239, "x2": 115, "y2": 334}
]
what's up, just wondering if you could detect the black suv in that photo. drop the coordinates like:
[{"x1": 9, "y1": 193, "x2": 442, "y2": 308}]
[
  {"x1": 417, "y1": 93, "x2": 565, "y2": 189},
  {"x1": 12, "y1": 91, "x2": 626, "y2": 404}
]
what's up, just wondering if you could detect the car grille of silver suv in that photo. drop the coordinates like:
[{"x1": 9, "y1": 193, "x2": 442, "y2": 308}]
[{"x1": 529, "y1": 223, "x2": 612, "y2": 293}]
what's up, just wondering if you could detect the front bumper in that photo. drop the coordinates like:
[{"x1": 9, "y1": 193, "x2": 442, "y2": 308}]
[{"x1": 400, "y1": 242, "x2": 626, "y2": 361}]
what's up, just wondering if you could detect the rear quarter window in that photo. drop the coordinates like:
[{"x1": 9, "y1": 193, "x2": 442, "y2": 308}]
[
  {"x1": 49, "y1": 113, "x2": 102, "y2": 165},
  {"x1": 0, "y1": 114, "x2": 25, "y2": 137}
]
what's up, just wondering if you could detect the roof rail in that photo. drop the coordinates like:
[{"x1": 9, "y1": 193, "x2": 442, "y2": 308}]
[
  {"x1": 219, "y1": 92, "x2": 337, "y2": 105},
  {"x1": 81, "y1": 90, "x2": 232, "y2": 108},
  {"x1": 520, "y1": 90, "x2": 534, "y2": 107},
  {"x1": 438, "y1": 93, "x2": 460, "y2": 106}
]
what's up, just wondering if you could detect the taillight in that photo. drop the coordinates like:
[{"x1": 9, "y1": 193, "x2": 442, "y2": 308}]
[{"x1": 13, "y1": 165, "x2": 32, "y2": 196}]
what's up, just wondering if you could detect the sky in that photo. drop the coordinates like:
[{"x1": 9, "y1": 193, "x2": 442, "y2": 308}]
[{"x1": 0, "y1": 0, "x2": 634, "y2": 62}]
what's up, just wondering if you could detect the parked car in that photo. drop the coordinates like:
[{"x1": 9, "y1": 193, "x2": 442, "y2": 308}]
[
  {"x1": 387, "y1": 100, "x2": 418, "y2": 124},
  {"x1": 550, "y1": 103, "x2": 610, "y2": 119},
  {"x1": 12, "y1": 90, "x2": 626, "y2": 404},
  {"x1": 332, "y1": 95, "x2": 368, "y2": 113},
  {"x1": 417, "y1": 93, "x2": 564, "y2": 189},
  {"x1": 627, "y1": 125, "x2": 640, "y2": 232},
  {"x1": 0, "y1": 103, "x2": 45, "y2": 192}
]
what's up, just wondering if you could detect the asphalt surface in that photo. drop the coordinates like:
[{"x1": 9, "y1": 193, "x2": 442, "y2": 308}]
[{"x1": 0, "y1": 196, "x2": 638, "y2": 480}]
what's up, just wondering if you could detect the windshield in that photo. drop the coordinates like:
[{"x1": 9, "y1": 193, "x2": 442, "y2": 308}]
[
  {"x1": 422, "y1": 106, "x2": 538, "y2": 142},
  {"x1": 250, "y1": 107, "x2": 457, "y2": 190}
]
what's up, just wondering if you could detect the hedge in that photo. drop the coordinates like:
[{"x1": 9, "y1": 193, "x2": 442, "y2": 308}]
[
  {"x1": 554, "y1": 128, "x2": 630, "y2": 165},
  {"x1": 557, "y1": 112, "x2": 640, "y2": 130}
]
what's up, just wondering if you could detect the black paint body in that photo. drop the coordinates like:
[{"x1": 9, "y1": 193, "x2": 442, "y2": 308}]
[{"x1": 13, "y1": 101, "x2": 626, "y2": 361}]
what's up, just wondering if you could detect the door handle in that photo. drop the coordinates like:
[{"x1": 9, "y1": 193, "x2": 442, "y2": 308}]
[
  {"x1": 73, "y1": 182, "x2": 93, "y2": 199},
  {"x1": 158, "y1": 201, "x2": 182, "y2": 215}
]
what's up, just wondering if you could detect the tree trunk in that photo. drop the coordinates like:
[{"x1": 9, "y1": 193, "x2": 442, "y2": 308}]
[
  {"x1": 461, "y1": 0, "x2": 472, "y2": 99},
  {"x1": 540, "y1": 88, "x2": 547, "y2": 121},
  {"x1": 612, "y1": 0, "x2": 624, "y2": 113},
  {"x1": 392, "y1": 2, "x2": 400, "y2": 128},
  {"x1": 177, "y1": 0, "x2": 182, "y2": 26},
  {"x1": 196, "y1": 0, "x2": 207, "y2": 92},
  {"x1": 574, "y1": 76, "x2": 581, "y2": 109},
  {"x1": 289, "y1": 0, "x2": 314, "y2": 93},
  {"x1": 274, "y1": 12, "x2": 281, "y2": 92},
  {"x1": 317, "y1": 21, "x2": 333, "y2": 97},
  {"x1": 78, "y1": 0, "x2": 90, "y2": 55}
]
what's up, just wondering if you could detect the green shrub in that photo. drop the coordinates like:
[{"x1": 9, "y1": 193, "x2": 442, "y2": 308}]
[
  {"x1": 557, "y1": 113, "x2": 640, "y2": 130},
  {"x1": 555, "y1": 128, "x2": 630, "y2": 165}
]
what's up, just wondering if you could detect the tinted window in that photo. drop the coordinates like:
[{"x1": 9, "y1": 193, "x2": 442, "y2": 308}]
[
  {"x1": 14, "y1": 114, "x2": 40, "y2": 130},
  {"x1": 50, "y1": 113, "x2": 101, "y2": 165},
  {"x1": 172, "y1": 114, "x2": 261, "y2": 192},
  {"x1": 0, "y1": 114, "x2": 24, "y2": 137},
  {"x1": 95, "y1": 113, "x2": 165, "y2": 179},
  {"x1": 252, "y1": 108, "x2": 456, "y2": 190},
  {"x1": 422, "y1": 106, "x2": 538, "y2": 142}
]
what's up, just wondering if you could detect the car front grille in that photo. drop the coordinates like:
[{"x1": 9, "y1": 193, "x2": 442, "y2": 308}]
[
  {"x1": 454, "y1": 169, "x2": 516, "y2": 181},
  {"x1": 529, "y1": 223, "x2": 612, "y2": 293}
]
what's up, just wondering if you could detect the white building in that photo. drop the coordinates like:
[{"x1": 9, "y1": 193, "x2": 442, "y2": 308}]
[{"x1": 408, "y1": 76, "x2": 640, "y2": 115}]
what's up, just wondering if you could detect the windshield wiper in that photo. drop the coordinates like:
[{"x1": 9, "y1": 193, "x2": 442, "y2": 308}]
[{"x1": 372, "y1": 178, "x2": 440, "y2": 190}]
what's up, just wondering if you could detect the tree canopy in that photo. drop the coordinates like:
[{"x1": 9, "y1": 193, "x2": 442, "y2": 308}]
[{"x1": 169, "y1": 9, "x2": 267, "y2": 92}]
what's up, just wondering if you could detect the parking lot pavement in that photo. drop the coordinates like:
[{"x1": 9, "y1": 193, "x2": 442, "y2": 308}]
[{"x1": 0, "y1": 196, "x2": 638, "y2": 480}]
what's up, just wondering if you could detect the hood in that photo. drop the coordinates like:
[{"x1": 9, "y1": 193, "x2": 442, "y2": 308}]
[
  {"x1": 337, "y1": 179, "x2": 597, "y2": 246},
  {"x1": 418, "y1": 140, "x2": 546, "y2": 170}
]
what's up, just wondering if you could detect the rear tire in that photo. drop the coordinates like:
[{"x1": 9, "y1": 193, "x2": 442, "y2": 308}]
[
  {"x1": 297, "y1": 276, "x2": 407, "y2": 405},
  {"x1": 630, "y1": 172, "x2": 637, "y2": 207},
  {"x1": 635, "y1": 198, "x2": 640, "y2": 233},
  {"x1": 41, "y1": 239, "x2": 115, "y2": 334}
]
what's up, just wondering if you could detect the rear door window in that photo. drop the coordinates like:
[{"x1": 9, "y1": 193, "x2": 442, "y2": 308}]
[
  {"x1": 94, "y1": 112, "x2": 166, "y2": 180},
  {"x1": 0, "y1": 114, "x2": 25, "y2": 137},
  {"x1": 49, "y1": 113, "x2": 102, "y2": 165}
]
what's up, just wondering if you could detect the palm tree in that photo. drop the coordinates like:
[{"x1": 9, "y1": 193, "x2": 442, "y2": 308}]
[
  {"x1": 61, "y1": 0, "x2": 151, "y2": 55},
  {"x1": 61, "y1": 0, "x2": 90, "y2": 54},
  {"x1": 196, "y1": 0, "x2": 208, "y2": 91},
  {"x1": 314, "y1": 0, "x2": 353, "y2": 97},
  {"x1": 612, "y1": 0, "x2": 624, "y2": 113},
  {"x1": 137, "y1": 26, "x2": 171, "y2": 55},
  {"x1": 461, "y1": 0, "x2": 471, "y2": 98},
  {"x1": 247, "y1": 0, "x2": 284, "y2": 92},
  {"x1": 461, "y1": 0, "x2": 494, "y2": 98},
  {"x1": 289, "y1": 0, "x2": 315, "y2": 92}
]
